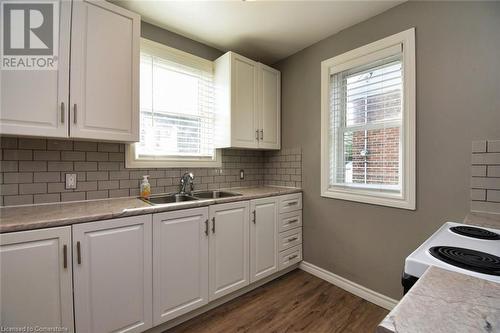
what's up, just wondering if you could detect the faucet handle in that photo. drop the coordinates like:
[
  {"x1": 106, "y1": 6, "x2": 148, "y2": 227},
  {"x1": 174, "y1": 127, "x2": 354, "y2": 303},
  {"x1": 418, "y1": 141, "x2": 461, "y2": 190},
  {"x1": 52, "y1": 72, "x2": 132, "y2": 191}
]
[{"x1": 182, "y1": 172, "x2": 194, "y2": 180}]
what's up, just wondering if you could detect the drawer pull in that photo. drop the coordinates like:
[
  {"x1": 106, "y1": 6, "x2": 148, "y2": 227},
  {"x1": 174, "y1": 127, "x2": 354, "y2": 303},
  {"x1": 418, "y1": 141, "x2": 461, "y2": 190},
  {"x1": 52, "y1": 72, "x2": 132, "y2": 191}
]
[
  {"x1": 73, "y1": 104, "x2": 77, "y2": 124},
  {"x1": 286, "y1": 219, "x2": 298, "y2": 224},
  {"x1": 60, "y1": 102, "x2": 65, "y2": 123},
  {"x1": 286, "y1": 201, "x2": 297, "y2": 206},
  {"x1": 252, "y1": 210, "x2": 256, "y2": 224},
  {"x1": 76, "y1": 241, "x2": 82, "y2": 265},
  {"x1": 63, "y1": 244, "x2": 67, "y2": 268},
  {"x1": 287, "y1": 237, "x2": 298, "y2": 242},
  {"x1": 288, "y1": 254, "x2": 298, "y2": 260}
]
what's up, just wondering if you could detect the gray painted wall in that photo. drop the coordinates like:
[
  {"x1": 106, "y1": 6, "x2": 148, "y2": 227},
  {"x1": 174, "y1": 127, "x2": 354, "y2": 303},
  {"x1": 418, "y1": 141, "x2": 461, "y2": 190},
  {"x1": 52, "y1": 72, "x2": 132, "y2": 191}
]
[
  {"x1": 141, "y1": 21, "x2": 223, "y2": 60},
  {"x1": 274, "y1": 1, "x2": 500, "y2": 299}
]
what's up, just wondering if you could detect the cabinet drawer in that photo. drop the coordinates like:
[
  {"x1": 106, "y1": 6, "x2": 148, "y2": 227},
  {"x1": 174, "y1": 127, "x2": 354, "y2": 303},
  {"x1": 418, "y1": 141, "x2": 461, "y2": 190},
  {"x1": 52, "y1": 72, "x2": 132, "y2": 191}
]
[
  {"x1": 279, "y1": 193, "x2": 302, "y2": 213},
  {"x1": 279, "y1": 245, "x2": 302, "y2": 270},
  {"x1": 278, "y1": 210, "x2": 302, "y2": 232},
  {"x1": 278, "y1": 227, "x2": 302, "y2": 252}
]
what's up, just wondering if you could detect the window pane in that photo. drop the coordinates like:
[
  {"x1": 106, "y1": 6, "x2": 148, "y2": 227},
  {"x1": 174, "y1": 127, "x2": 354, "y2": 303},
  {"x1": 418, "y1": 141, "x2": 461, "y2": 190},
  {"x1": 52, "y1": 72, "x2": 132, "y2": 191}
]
[
  {"x1": 345, "y1": 61, "x2": 402, "y2": 127},
  {"x1": 140, "y1": 55, "x2": 153, "y2": 112},
  {"x1": 329, "y1": 55, "x2": 403, "y2": 191},
  {"x1": 152, "y1": 60, "x2": 199, "y2": 116},
  {"x1": 340, "y1": 127, "x2": 400, "y2": 187},
  {"x1": 136, "y1": 49, "x2": 215, "y2": 160}
]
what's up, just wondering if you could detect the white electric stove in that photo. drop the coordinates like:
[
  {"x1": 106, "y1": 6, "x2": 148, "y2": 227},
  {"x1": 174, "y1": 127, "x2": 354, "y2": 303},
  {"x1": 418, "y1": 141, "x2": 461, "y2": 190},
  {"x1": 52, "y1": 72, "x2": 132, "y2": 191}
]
[{"x1": 402, "y1": 222, "x2": 500, "y2": 293}]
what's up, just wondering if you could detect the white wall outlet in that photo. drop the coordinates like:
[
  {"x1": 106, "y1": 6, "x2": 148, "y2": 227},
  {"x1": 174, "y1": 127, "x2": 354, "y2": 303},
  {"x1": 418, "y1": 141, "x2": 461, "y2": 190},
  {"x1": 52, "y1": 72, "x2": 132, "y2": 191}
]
[
  {"x1": 65, "y1": 173, "x2": 77, "y2": 190},
  {"x1": 240, "y1": 169, "x2": 244, "y2": 180}
]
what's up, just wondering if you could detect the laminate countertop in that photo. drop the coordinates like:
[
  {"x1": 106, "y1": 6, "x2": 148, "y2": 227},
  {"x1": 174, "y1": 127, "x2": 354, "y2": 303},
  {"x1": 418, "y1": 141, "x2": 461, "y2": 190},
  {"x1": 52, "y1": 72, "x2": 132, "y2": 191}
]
[
  {"x1": 377, "y1": 266, "x2": 500, "y2": 333},
  {"x1": 0, "y1": 186, "x2": 302, "y2": 233},
  {"x1": 464, "y1": 212, "x2": 500, "y2": 229}
]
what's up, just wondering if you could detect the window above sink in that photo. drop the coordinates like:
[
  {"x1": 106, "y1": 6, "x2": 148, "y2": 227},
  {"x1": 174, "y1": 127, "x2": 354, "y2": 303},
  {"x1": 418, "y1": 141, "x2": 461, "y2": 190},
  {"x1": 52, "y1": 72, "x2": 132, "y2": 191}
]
[{"x1": 126, "y1": 39, "x2": 222, "y2": 168}]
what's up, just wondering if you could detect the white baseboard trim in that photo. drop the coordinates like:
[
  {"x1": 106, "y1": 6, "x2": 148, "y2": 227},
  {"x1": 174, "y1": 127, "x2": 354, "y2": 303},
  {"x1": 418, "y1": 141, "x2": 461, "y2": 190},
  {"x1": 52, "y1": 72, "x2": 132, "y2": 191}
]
[{"x1": 299, "y1": 261, "x2": 398, "y2": 311}]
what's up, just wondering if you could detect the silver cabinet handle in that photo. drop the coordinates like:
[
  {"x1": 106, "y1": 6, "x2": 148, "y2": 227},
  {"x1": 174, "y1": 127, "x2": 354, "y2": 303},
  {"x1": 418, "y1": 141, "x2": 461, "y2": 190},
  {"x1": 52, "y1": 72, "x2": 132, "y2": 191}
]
[
  {"x1": 73, "y1": 104, "x2": 77, "y2": 124},
  {"x1": 76, "y1": 241, "x2": 82, "y2": 265},
  {"x1": 287, "y1": 219, "x2": 299, "y2": 224},
  {"x1": 63, "y1": 244, "x2": 68, "y2": 268},
  {"x1": 252, "y1": 210, "x2": 256, "y2": 224},
  {"x1": 288, "y1": 254, "x2": 298, "y2": 260},
  {"x1": 212, "y1": 217, "x2": 216, "y2": 233},
  {"x1": 287, "y1": 237, "x2": 298, "y2": 242},
  {"x1": 255, "y1": 130, "x2": 259, "y2": 141},
  {"x1": 286, "y1": 201, "x2": 297, "y2": 206},
  {"x1": 260, "y1": 129, "x2": 263, "y2": 140},
  {"x1": 60, "y1": 102, "x2": 65, "y2": 123},
  {"x1": 204, "y1": 219, "x2": 209, "y2": 236}
]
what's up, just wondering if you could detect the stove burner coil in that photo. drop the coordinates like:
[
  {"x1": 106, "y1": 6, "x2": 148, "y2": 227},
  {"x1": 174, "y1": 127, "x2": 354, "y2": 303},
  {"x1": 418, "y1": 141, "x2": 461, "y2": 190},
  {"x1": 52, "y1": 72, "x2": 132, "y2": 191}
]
[
  {"x1": 449, "y1": 226, "x2": 500, "y2": 240},
  {"x1": 429, "y1": 246, "x2": 500, "y2": 276}
]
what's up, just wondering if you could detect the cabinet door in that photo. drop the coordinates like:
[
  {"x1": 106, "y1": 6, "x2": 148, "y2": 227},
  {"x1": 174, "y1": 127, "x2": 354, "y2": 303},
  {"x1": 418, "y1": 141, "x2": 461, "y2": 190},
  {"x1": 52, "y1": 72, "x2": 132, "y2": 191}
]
[
  {"x1": 258, "y1": 64, "x2": 281, "y2": 149},
  {"x1": 231, "y1": 54, "x2": 259, "y2": 148},
  {"x1": 73, "y1": 215, "x2": 152, "y2": 333},
  {"x1": 0, "y1": 227, "x2": 74, "y2": 332},
  {"x1": 0, "y1": 0, "x2": 70, "y2": 138},
  {"x1": 70, "y1": 0, "x2": 140, "y2": 142},
  {"x1": 153, "y1": 208, "x2": 209, "y2": 325},
  {"x1": 250, "y1": 197, "x2": 278, "y2": 283},
  {"x1": 209, "y1": 201, "x2": 250, "y2": 301}
]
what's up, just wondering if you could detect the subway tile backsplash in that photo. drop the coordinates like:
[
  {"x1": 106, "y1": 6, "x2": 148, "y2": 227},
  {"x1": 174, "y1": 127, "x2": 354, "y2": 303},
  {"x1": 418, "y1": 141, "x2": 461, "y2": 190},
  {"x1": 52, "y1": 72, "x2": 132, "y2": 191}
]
[
  {"x1": 263, "y1": 148, "x2": 302, "y2": 187},
  {"x1": 0, "y1": 137, "x2": 301, "y2": 206},
  {"x1": 470, "y1": 139, "x2": 500, "y2": 214}
]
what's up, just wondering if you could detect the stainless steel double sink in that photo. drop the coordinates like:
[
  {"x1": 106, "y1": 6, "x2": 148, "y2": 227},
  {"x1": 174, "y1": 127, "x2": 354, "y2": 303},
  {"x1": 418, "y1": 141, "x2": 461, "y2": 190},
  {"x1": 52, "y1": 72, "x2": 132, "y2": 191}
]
[{"x1": 142, "y1": 190, "x2": 241, "y2": 205}]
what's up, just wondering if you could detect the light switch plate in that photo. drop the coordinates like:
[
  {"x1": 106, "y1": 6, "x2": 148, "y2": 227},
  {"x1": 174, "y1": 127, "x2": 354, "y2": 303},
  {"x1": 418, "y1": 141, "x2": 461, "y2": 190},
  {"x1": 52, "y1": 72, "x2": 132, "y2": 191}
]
[{"x1": 65, "y1": 173, "x2": 77, "y2": 189}]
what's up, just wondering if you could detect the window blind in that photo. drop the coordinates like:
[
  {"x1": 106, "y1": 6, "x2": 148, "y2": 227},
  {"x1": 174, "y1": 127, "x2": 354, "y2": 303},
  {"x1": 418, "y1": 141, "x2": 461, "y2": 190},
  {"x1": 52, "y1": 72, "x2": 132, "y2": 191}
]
[
  {"x1": 137, "y1": 49, "x2": 215, "y2": 159},
  {"x1": 329, "y1": 53, "x2": 403, "y2": 191}
]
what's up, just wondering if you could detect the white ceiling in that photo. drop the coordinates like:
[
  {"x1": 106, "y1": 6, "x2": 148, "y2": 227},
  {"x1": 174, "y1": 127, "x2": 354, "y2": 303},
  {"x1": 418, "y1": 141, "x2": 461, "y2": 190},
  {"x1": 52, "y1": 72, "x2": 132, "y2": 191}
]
[{"x1": 115, "y1": 1, "x2": 404, "y2": 64}]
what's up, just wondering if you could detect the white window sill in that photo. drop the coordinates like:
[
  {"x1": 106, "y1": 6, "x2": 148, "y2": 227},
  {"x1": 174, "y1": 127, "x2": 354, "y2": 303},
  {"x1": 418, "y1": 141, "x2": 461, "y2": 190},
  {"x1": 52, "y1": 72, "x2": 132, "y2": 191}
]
[
  {"x1": 321, "y1": 186, "x2": 415, "y2": 210},
  {"x1": 125, "y1": 146, "x2": 222, "y2": 169}
]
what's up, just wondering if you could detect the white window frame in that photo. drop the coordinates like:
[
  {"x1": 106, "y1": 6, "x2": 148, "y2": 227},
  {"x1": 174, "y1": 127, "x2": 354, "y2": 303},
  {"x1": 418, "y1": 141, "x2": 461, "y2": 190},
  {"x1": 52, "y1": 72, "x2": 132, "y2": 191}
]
[
  {"x1": 126, "y1": 38, "x2": 222, "y2": 168},
  {"x1": 320, "y1": 28, "x2": 416, "y2": 210}
]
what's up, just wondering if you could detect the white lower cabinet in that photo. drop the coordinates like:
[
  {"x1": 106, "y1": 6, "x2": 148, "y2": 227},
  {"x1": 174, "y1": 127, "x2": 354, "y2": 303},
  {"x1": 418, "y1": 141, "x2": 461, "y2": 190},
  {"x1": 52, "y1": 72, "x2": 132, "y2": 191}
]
[
  {"x1": 0, "y1": 227, "x2": 74, "y2": 332},
  {"x1": 72, "y1": 215, "x2": 153, "y2": 333},
  {"x1": 278, "y1": 227, "x2": 303, "y2": 252},
  {"x1": 250, "y1": 197, "x2": 278, "y2": 283},
  {"x1": 152, "y1": 208, "x2": 209, "y2": 325},
  {"x1": 279, "y1": 245, "x2": 303, "y2": 270},
  {"x1": 276, "y1": 193, "x2": 303, "y2": 273},
  {"x1": 209, "y1": 201, "x2": 250, "y2": 301},
  {"x1": 0, "y1": 193, "x2": 302, "y2": 332}
]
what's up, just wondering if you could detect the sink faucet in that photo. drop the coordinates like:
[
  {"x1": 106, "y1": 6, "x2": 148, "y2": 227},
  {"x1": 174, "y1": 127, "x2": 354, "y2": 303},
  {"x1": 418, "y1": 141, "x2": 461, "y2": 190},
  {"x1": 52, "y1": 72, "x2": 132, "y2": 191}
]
[{"x1": 179, "y1": 172, "x2": 195, "y2": 195}]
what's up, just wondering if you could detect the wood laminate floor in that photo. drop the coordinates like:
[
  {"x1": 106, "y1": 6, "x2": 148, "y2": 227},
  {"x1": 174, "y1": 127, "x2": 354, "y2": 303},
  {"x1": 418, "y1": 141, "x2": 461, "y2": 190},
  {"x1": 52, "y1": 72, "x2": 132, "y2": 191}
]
[{"x1": 166, "y1": 269, "x2": 389, "y2": 333}]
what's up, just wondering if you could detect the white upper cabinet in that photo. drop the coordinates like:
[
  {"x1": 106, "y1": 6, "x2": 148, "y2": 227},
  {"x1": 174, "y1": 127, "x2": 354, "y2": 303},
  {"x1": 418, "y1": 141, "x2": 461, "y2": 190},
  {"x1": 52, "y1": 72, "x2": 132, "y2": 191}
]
[
  {"x1": 70, "y1": 0, "x2": 140, "y2": 142},
  {"x1": 0, "y1": 0, "x2": 140, "y2": 142},
  {"x1": 72, "y1": 215, "x2": 152, "y2": 333},
  {"x1": 0, "y1": 227, "x2": 74, "y2": 332},
  {"x1": 258, "y1": 64, "x2": 281, "y2": 149},
  {"x1": 0, "y1": 0, "x2": 71, "y2": 138},
  {"x1": 214, "y1": 52, "x2": 281, "y2": 150}
]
